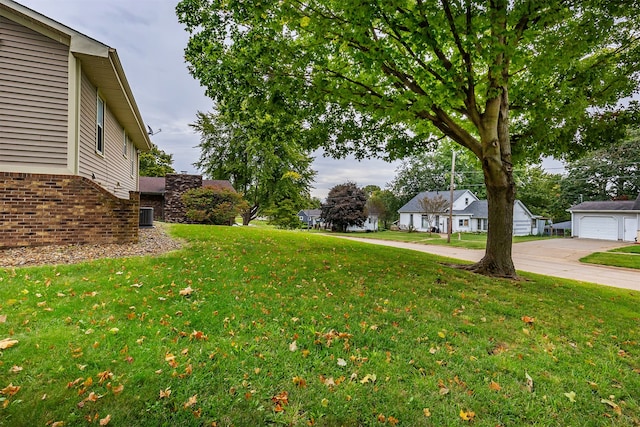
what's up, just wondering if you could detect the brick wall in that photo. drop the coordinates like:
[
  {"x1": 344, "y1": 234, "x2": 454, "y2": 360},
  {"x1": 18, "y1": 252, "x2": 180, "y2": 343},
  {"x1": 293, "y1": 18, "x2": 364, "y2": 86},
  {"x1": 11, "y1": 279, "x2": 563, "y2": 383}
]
[
  {"x1": 0, "y1": 172, "x2": 139, "y2": 248},
  {"x1": 164, "y1": 174, "x2": 202, "y2": 223}
]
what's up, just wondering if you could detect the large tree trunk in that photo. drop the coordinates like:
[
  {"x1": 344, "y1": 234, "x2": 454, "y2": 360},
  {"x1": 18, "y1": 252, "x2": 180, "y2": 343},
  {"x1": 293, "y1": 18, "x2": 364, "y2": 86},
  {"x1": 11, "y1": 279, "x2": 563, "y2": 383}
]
[
  {"x1": 462, "y1": 83, "x2": 517, "y2": 278},
  {"x1": 469, "y1": 179, "x2": 516, "y2": 278}
]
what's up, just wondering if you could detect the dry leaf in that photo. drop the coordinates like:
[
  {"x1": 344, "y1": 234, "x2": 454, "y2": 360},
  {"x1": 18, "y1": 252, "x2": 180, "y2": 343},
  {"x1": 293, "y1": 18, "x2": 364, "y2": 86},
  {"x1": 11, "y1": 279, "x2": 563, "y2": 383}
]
[
  {"x1": 489, "y1": 381, "x2": 502, "y2": 391},
  {"x1": 337, "y1": 358, "x2": 347, "y2": 367},
  {"x1": 184, "y1": 394, "x2": 197, "y2": 408},
  {"x1": 0, "y1": 338, "x2": 18, "y2": 350},
  {"x1": 360, "y1": 373, "x2": 377, "y2": 384},
  {"x1": 0, "y1": 315, "x2": 6, "y2": 323},
  {"x1": 1, "y1": 383, "x2": 20, "y2": 396},
  {"x1": 99, "y1": 414, "x2": 111, "y2": 426},
  {"x1": 423, "y1": 408, "x2": 431, "y2": 417},
  {"x1": 521, "y1": 315, "x2": 535, "y2": 324},
  {"x1": 601, "y1": 398, "x2": 622, "y2": 415},
  {"x1": 159, "y1": 388, "x2": 171, "y2": 399},
  {"x1": 112, "y1": 384, "x2": 124, "y2": 395},
  {"x1": 179, "y1": 286, "x2": 194, "y2": 296},
  {"x1": 10, "y1": 365, "x2": 23, "y2": 374},
  {"x1": 459, "y1": 410, "x2": 476, "y2": 421},
  {"x1": 525, "y1": 372, "x2": 534, "y2": 392},
  {"x1": 564, "y1": 391, "x2": 576, "y2": 402},
  {"x1": 289, "y1": 340, "x2": 298, "y2": 352}
]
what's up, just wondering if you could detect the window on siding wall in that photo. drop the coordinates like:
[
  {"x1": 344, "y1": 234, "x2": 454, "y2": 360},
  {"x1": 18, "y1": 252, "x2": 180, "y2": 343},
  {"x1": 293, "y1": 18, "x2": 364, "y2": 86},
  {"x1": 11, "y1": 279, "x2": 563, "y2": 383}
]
[{"x1": 96, "y1": 97, "x2": 105, "y2": 155}]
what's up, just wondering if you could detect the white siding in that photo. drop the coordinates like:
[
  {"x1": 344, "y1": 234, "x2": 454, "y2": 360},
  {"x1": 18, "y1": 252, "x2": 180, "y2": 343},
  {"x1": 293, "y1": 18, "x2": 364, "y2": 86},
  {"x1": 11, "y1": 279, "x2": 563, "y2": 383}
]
[{"x1": 0, "y1": 15, "x2": 69, "y2": 168}]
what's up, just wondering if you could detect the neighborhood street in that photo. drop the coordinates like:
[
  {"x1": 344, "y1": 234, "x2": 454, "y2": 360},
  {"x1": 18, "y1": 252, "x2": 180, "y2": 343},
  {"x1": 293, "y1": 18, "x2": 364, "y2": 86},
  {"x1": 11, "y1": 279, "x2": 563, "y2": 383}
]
[{"x1": 333, "y1": 236, "x2": 640, "y2": 292}]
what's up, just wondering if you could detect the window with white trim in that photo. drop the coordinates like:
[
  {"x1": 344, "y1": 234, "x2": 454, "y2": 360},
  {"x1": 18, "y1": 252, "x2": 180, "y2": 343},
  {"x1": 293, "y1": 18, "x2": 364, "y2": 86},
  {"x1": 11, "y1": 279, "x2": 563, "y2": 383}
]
[{"x1": 96, "y1": 97, "x2": 105, "y2": 155}]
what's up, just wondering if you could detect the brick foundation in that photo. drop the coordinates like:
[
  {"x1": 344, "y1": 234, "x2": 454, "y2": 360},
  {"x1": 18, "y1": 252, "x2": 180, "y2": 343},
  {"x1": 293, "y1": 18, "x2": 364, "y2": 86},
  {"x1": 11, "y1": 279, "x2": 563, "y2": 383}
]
[{"x1": 0, "y1": 172, "x2": 139, "y2": 248}]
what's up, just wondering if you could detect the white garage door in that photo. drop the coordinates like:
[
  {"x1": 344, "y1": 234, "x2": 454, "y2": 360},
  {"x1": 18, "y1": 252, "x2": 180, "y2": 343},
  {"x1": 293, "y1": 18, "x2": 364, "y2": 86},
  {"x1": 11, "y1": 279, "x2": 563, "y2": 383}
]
[
  {"x1": 624, "y1": 218, "x2": 637, "y2": 242},
  {"x1": 580, "y1": 216, "x2": 618, "y2": 240}
]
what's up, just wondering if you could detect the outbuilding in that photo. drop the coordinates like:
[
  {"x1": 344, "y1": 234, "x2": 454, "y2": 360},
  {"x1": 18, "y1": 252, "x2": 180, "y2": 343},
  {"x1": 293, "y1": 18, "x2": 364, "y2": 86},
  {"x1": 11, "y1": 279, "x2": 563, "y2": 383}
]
[{"x1": 568, "y1": 195, "x2": 640, "y2": 242}]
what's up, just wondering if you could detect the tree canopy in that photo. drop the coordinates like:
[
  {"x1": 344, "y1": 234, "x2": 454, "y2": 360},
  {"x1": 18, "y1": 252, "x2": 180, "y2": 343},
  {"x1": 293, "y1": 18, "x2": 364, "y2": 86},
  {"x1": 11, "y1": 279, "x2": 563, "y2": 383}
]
[
  {"x1": 191, "y1": 109, "x2": 316, "y2": 225},
  {"x1": 177, "y1": 0, "x2": 640, "y2": 277},
  {"x1": 139, "y1": 143, "x2": 175, "y2": 177},
  {"x1": 561, "y1": 128, "x2": 640, "y2": 205},
  {"x1": 321, "y1": 182, "x2": 368, "y2": 232}
]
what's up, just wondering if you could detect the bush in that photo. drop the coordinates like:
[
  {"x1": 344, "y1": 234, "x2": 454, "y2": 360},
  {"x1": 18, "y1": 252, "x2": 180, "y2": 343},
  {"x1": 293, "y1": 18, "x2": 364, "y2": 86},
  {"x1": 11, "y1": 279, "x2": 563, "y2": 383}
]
[{"x1": 182, "y1": 187, "x2": 249, "y2": 225}]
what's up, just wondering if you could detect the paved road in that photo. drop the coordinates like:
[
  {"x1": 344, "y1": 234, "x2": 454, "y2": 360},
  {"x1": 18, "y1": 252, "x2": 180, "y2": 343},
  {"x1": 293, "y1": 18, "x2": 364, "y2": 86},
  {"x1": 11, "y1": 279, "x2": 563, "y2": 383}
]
[{"x1": 333, "y1": 236, "x2": 640, "y2": 292}]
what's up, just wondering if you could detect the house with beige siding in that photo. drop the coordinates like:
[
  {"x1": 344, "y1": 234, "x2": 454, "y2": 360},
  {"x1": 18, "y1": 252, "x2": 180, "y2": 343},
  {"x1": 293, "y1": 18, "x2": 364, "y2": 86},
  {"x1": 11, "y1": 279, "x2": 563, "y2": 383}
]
[{"x1": 0, "y1": 0, "x2": 152, "y2": 248}]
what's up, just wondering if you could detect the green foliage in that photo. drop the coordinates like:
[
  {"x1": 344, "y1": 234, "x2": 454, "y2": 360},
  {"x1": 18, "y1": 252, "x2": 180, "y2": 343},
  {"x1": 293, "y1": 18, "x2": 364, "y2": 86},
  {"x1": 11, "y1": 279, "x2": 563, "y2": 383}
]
[
  {"x1": 176, "y1": 0, "x2": 640, "y2": 276},
  {"x1": 561, "y1": 128, "x2": 640, "y2": 206},
  {"x1": 1, "y1": 225, "x2": 639, "y2": 425},
  {"x1": 191, "y1": 110, "x2": 316, "y2": 225},
  {"x1": 181, "y1": 187, "x2": 249, "y2": 225},
  {"x1": 390, "y1": 142, "x2": 486, "y2": 203},
  {"x1": 374, "y1": 189, "x2": 401, "y2": 228},
  {"x1": 321, "y1": 182, "x2": 368, "y2": 232},
  {"x1": 139, "y1": 143, "x2": 175, "y2": 177},
  {"x1": 514, "y1": 165, "x2": 566, "y2": 221}
]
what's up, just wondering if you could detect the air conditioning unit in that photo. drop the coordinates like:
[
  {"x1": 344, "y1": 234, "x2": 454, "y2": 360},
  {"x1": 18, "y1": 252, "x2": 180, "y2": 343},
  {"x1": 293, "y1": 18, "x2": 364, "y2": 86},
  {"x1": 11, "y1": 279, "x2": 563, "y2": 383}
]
[{"x1": 139, "y1": 207, "x2": 154, "y2": 227}]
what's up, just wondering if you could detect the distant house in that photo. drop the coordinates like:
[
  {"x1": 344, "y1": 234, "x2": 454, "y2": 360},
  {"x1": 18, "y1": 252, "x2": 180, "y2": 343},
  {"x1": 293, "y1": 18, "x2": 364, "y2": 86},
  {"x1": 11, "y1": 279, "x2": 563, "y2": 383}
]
[
  {"x1": 346, "y1": 215, "x2": 379, "y2": 232},
  {"x1": 139, "y1": 174, "x2": 234, "y2": 222},
  {"x1": 298, "y1": 209, "x2": 322, "y2": 229},
  {"x1": 568, "y1": 195, "x2": 640, "y2": 242},
  {"x1": 0, "y1": 0, "x2": 151, "y2": 248},
  {"x1": 398, "y1": 190, "x2": 541, "y2": 236}
]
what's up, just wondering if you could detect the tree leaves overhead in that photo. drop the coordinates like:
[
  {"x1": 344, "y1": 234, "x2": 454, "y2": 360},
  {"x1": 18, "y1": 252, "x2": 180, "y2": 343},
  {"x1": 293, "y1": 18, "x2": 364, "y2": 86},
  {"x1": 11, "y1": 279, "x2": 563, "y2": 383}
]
[{"x1": 177, "y1": 0, "x2": 640, "y2": 161}]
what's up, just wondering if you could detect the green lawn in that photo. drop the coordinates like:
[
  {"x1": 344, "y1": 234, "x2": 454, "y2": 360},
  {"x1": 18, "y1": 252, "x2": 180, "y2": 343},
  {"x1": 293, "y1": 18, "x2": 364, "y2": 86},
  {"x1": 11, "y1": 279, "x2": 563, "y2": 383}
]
[
  {"x1": 1, "y1": 225, "x2": 639, "y2": 426},
  {"x1": 330, "y1": 230, "x2": 553, "y2": 249},
  {"x1": 580, "y1": 244, "x2": 640, "y2": 270}
]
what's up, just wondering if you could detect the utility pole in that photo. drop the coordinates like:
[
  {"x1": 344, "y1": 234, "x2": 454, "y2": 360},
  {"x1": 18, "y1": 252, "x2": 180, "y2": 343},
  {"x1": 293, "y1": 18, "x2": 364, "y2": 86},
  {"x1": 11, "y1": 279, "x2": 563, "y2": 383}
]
[{"x1": 447, "y1": 150, "x2": 456, "y2": 243}]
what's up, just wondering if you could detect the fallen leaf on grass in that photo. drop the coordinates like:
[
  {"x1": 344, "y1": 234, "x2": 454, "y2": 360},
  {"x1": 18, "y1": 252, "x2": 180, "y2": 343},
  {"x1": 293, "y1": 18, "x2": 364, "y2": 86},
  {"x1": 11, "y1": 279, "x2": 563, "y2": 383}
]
[
  {"x1": 601, "y1": 398, "x2": 622, "y2": 415},
  {"x1": 525, "y1": 372, "x2": 534, "y2": 392},
  {"x1": 1, "y1": 383, "x2": 20, "y2": 396},
  {"x1": 9, "y1": 366, "x2": 23, "y2": 374},
  {"x1": 423, "y1": 408, "x2": 431, "y2": 417},
  {"x1": 99, "y1": 414, "x2": 111, "y2": 425},
  {"x1": 459, "y1": 409, "x2": 475, "y2": 421},
  {"x1": 521, "y1": 315, "x2": 535, "y2": 324},
  {"x1": 179, "y1": 286, "x2": 194, "y2": 296},
  {"x1": 289, "y1": 341, "x2": 297, "y2": 352},
  {"x1": 489, "y1": 381, "x2": 502, "y2": 391},
  {"x1": 159, "y1": 388, "x2": 171, "y2": 399},
  {"x1": 564, "y1": 391, "x2": 576, "y2": 402},
  {"x1": 0, "y1": 315, "x2": 6, "y2": 323},
  {"x1": 183, "y1": 394, "x2": 197, "y2": 408},
  {"x1": 0, "y1": 338, "x2": 18, "y2": 350},
  {"x1": 360, "y1": 373, "x2": 376, "y2": 384}
]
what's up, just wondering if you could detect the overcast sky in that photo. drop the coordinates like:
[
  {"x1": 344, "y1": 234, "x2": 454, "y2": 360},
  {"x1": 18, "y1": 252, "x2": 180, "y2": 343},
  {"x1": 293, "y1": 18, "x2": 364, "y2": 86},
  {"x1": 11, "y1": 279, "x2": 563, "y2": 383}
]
[{"x1": 16, "y1": 0, "x2": 402, "y2": 200}]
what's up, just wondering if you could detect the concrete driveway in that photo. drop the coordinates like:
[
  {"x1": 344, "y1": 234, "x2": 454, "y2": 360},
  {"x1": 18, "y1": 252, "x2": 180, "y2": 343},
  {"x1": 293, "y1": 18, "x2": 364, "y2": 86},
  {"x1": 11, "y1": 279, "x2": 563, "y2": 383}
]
[{"x1": 333, "y1": 236, "x2": 640, "y2": 292}]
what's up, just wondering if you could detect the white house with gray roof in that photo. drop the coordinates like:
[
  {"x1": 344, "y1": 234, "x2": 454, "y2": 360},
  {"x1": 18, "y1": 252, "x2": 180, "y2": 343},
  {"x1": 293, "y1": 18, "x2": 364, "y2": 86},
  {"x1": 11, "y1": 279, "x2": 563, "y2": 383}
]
[
  {"x1": 398, "y1": 190, "x2": 541, "y2": 236},
  {"x1": 568, "y1": 195, "x2": 640, "y2": 242}
]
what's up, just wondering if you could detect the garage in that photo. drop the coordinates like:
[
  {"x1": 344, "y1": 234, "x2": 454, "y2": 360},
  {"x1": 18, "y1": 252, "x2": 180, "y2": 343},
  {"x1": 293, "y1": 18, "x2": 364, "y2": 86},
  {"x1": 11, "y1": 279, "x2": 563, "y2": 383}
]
[
  {"x1": 579, "y1": 215, "x2": 618, "y2": 240},
  {"x1": 569, "y1": 197, "x2": 640, "y2": 242}
]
